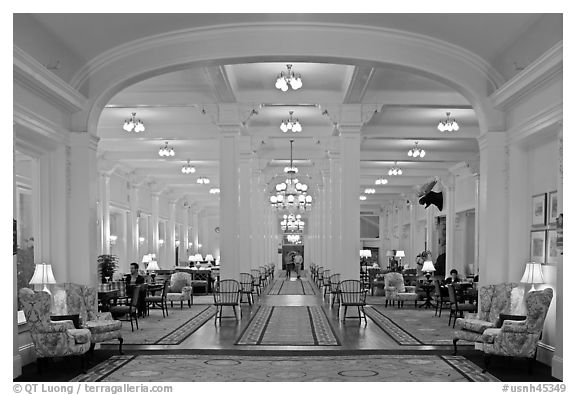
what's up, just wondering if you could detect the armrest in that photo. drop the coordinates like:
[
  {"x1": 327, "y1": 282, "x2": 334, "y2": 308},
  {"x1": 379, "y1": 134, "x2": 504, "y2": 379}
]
[
  {"x1": 181, "y1": 286, "x2": 193, "y2": 295},
  {"x1": 91, "y1": 311, "x2": 114, "y2": 321},
  {"x1": 46, "y1": 320, "x2": 75, "y2": 332},
  {"x1": 404, "y1": 286, "x2": 417, "y2": 293},
  {"x1": 501, "y1": 320, "x2": 528, "y2": 333}
]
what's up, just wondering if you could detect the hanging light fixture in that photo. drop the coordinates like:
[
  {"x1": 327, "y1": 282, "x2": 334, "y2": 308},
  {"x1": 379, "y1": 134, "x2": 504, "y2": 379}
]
[
  {"x1": 388, "y1": 162, "x2": 403, "y2": 176},
  {"x1": 359, "y1": 195, "x2": 367, "y2": 201},
  {"x1": 181, "y1": 160, "x2": 196, "y2": 174},
  {"x1": 158, "y1": 141, "x2": 175, "y2": 157},
  {"x1": 408, "y1": 141, "x2": 426, "y2": 158},
  {"x1": 280, "y1": 111, "x2": 302, "y2": 133},
  {"x1": 196, "y1": 176, "x2": 210, "y2": 185},
  {"x1": 209, "y1": 188, "x2": 220, "y2": 194},
  {"x1": 122, "y1": 112, "x2": 145, "y2": 133},
  {"x1": 437, "y1": 112, "x2": 459, "y2": 132},
  {"x1": 364, "y1": 188, "x2": 375, "y2": 194},
  {"x1": 275, "y1": 64, "x2": 303, "y2": 91},
  {"x1": 270, "y1": 140, "x2": 312, "y2": 211},
  {"x1": 375, "y1": 177, "x2": 388, "y2": 185}
]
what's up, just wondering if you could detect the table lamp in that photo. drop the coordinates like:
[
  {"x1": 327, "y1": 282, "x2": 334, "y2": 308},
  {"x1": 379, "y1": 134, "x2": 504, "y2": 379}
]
[
  {"x1": 520, "y1": 262, "x2": 545, "y2": 292},
  {"x1": 146, "y1": 260, "x2": 160, "y2": 283},
  {"x1": 29, "y1": 262, "x2": 57, "y2": 294},
  {"x1": 395, "y1": 250, "x2": 405, "y2": 269},
  {"x1": 194, "y1": 253, "x2": 203, "y2": 268},
  {"x1": 205, "y1": 254, "x2": 214, "y2": 266},
  {"x1": 188, "y1": 255, "x2": 196, "y2": 266},
  {"x1": 360, "y1": 250, "x2": 372, "y2": 265},
  {"x1": 422, "y1": 260, "x2": 436, "y2": 282},
  {"x1": 142, "y1": 254, "x2": 152, "y2": 265}
]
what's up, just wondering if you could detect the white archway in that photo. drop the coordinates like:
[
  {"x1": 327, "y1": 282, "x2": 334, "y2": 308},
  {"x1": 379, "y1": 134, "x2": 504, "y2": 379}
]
[{"x1": 69, "y1": 22, "x2": 505, "y2": 134}]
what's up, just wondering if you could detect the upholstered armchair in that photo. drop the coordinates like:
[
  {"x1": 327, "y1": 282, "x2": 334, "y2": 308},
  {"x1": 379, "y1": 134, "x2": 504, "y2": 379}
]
[
  {"x1": 383, "y1": 272, "x2": 418, "y2": 308},
  {"x1": 477, "y1": 288, "x2": 553, "y2": 372},
  {"x1": 19, "y1": 288, "x2": 92, "y2": 370},
  {"x1": 166, "y1": 272, "x2": 193, "y2": 308},
  {"x1": 52, "y1": 283, "x2": 123, "y2": 354},
  {"x1": 452, "y1": 282, "x2": 525, "y2": 354}
]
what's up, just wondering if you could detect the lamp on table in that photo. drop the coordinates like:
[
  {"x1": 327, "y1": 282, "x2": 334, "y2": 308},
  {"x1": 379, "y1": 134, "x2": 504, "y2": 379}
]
[
  {"x1": 520, "y1": 262, "x2": 545, "y2": 292},
  {"x1": 386, "y1": 250, "x2": 395, "y2": 269},
  {"x1": 422, "y1": 260, "x2": 436, "y2": 283},
  {"x1": 395, "y1": 250, "x2": 405, "y2": 270},
  {"x1": 205, "y1": 254, "x2": 215, "y2": 267},
  {"x1": 29, "y1": 262, "x2": 57, "y2": 294},
  {"x1": 146, "y1": 260, "x2": 160, "y2": 283},
  {"x1": 360, "y1": 249, "x2": 372, "y2": 265}
]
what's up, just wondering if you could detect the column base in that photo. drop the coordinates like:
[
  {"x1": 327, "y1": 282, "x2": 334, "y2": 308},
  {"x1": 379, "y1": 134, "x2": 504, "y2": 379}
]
[
  {"x1": 552, "y1": 355, "x2": 563, "y2": 381},
  {"x1": 13, "y1": 354, "x2": 22, "y2": 379}
]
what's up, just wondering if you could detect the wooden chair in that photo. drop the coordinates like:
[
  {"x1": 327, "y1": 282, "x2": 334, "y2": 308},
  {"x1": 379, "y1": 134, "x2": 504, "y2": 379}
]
[
  {"x1": 447, "y1": 284, "x2": 477, "y2": 328},
  {"x1": 239, "y1": 272, "x2": 255, "y2": 305},
  {"x1": 251, "y1": 269, "x2": 262, "y2": 296},
  {"x1": 213, "y1": 279, "x2": 241, "y2": 324},
  {"x1": 191, "y1": 270, "x2": 210, "y2": 294},
  {"x1": 259, "y1": 266, "x2": 268, "y2": 287},
  {"x1": 145, "y1": 280, "x2": 170, "y2": 317},
  {"x1": 322, "y1": 269, "x2": 332, "y2": 296},
  {"x1": 328, "y1": 273, "x2": 341, "y2": 307},
  {"x1": 109, "y1": 285, "x2": 141, "y2": 331},
  {"x1": 434, "y1": 280, "x2": 450, "y2": 317},
  {"x1": 338, "y1": 280, "x2": 367, "y2": 323},
  {"x1": 316, "y1": 266, "x2": 324, "y2": 288}
]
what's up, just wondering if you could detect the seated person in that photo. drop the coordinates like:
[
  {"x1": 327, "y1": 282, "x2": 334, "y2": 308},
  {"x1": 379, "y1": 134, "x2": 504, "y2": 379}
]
[
  {"x1": 443, "y1": 269, "x2": 461, "y2": 285},
  {"x1": 125, "y1": 262, "x2": 146, "y2": 317}
]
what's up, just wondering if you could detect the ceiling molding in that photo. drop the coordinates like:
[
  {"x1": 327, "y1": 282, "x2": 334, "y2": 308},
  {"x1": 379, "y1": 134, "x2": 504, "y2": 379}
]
[
  {"x1": 507, "y1": 102, "x2": 562, "y2": 146},
  {"x1": 14, "y1": 103, "x2": 70, "y2": 148},
  {"x1": 14, "y1": 46, "x2": 86, "y2": 113},
  {"x1": 490, "y1": 41, "x2": 562, "y2": 110},
  {"x1": 343, "y1": 65, "x2": 375, "y2": 103},
  {"x1": 203, "y1": 66, "x2": 236, "y2": 103}
]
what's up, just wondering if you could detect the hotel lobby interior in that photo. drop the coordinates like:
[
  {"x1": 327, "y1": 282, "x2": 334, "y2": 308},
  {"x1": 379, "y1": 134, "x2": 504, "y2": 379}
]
[{"x1": 13, "y1": 12, "x2": 564, "y2": 383}]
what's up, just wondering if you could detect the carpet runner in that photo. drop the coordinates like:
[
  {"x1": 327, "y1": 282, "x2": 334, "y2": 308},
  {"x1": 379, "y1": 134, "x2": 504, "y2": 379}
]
[
  {"x1": 103, "y1": 305, "x2": 216, "y2": 345},
  {"x1": 364, "y1": 305, "x2": 473, "y2": 346},
  {"x1": 72, "y1": 354, "x2": 499, "y2": 382},
  {"x1": 235, "y1": 306, "x2": 339, "y2": 346},
  {"x1": 267, "y1": 279, "x2": 316, "y2": 295}
]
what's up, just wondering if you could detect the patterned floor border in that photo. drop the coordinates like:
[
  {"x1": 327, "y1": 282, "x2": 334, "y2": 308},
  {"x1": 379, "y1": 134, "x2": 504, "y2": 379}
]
[
  {"x1": 235, "y1": 305, "x2": 340, "y2": 346},
  {"x1": 103, "y1": 305, "x2": 216, "y2": 346},
  {"x1": 364, "y1": 306, "x2": 474, "y2": 346},
  {"x1": 71, "y1": 354, "x2": 499, "y2": 382}
]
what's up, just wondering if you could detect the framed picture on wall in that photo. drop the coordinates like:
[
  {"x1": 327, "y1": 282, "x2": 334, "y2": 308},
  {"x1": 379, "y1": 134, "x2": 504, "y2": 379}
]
[
  {"x1": 530, "y1": 230, "x2": 546, "y2": 264},
  {"x1": 546, "y1": 229, "x2": 558, "y2": 264},
  {"x1": 548, "y1": 191, "x2": 558, "y2": 226},
  {"x1": 532, "y1": 193, "x2": 547, "y2": 227}
]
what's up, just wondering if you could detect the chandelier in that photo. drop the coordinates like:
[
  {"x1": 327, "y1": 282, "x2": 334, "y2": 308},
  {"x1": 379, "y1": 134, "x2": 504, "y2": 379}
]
[
  {"x1": 270, "y1": 140, "x2": 312, "y2": 211},
  {"x1": 364, "y1": 188, "x2": 375, "y2": 194},
  {"x1": 375, "y1": 177, "x2": 388, "y2": 185},
  {"x1": 408, "y1": 141, "x2": 426, "y2": 158},
  {"x1": 437, "y1": 112, "x2": 459, "y2": 132},
  {"x1": 158, "y1": 141, "x2": 175, "y2": 157},
  {"x1": 359, "y1": 195, "x2": 367, "y2": 201},
  {"x1": 209, "y1": 188, "x2": 220, "y2": 194},
  {"x1": 196, "y1": 176, "x2": 210, "y2": 185},
  {"x1": 281, "y1": 214, "x2": 305, "y2": 231},
  {"x1": 388, "y1": 162, "x2": 403, "y2": 176},
  {"x1": 181, "y1": 160, "x2": 196, "y2": 174},
  {"x1": 275, "y1": 64, "x2": 303, "y2": 91},
  {"x1": 122, "y1": 112, "x2": 145, "y2": 133},
  {"x1": 280, "y1": 111, "x2": 302, "y2": 133}
]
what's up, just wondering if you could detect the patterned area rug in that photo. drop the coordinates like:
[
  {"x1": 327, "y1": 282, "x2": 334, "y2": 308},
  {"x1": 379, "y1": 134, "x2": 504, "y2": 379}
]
[
  {"x1": 103, "y1": 305, "x2": 216, "y2": 345},
  {"x1": 364, "y1": 305, "x2": 473, "y2": 346},
  {"x1": 235, "y1": 306, "x2": 339, "y2": 346},
  {"x1": 267, "y1": 279, "x2": 316, "y2": 295},
  {"x1": 72, "y1": 354, "x2": 499, "y2": 382}
]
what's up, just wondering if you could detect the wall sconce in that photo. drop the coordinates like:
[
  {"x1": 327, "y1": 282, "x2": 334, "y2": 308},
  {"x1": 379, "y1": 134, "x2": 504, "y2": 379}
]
[
  {"x1": 158, "y1": 239, "x2": 165, "y2": 246},
  {"x1": 188, "y1": 242, "x2": 193, "y2": 249},
  {"x1": 109, "y1": 235, "x2": 118, "y2": 246},
  {"x1": 175, "y1": 240, "x2": 180, "y2": 247},
  {"x1": 138, "y1": 237, "x2": 145, "y2": 245}
]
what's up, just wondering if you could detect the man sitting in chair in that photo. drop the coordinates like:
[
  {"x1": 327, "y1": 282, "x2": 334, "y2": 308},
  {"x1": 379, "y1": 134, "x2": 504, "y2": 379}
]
[{"x1": 125, "y1": 262, "x2": 146, "y2": 317}]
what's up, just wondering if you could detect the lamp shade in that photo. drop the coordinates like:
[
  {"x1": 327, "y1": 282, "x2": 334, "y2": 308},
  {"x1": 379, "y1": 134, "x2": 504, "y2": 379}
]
[
  {"x1": 205, "y1": 254, "x2": 214, "y2": 262},
  {"x1": 421, "y1": 260, "x2": 436, "y2": 273},
  {"x1": 360, "y1": 250, "x2": 372, "y2": 258},
  {"x1": 29, "y1": 263, "x2": 57, "y2": 285},
  {"x1": 386, "y1": 250, "x2": 395, "y2": 257},
  {"x1": 142, "y1": 254, "x2": 152, "y2": 264},
  {"x1": 194, "y1": 253, "x2": 203, "y2": 262},
  {"x1": 146, "y1": 260, "x2": 160, "y2": 271},
  {"x1": 188, "y1": 255, "x2": 196, "y2": 262},
  {"x1": 395, "y1": 250, "x2": 405, "y2": 258},
  {"x1": 520, "y1": 262, "x2": 545, "y2": 286}
]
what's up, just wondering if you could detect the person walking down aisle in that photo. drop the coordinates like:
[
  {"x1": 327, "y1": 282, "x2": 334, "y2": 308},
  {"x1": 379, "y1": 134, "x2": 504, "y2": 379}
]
[
  {"x1": 285, "y1": 252, "x2": 295, "y2": 278},
  {"x1": 294, "y1": 254, "x2": 303, "y2": 279}
]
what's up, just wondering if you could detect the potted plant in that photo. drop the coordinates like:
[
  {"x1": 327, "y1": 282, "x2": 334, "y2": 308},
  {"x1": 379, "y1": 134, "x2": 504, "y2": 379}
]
[{"x1": 97, "y1": 254, "x2": 119, "y2": 283}]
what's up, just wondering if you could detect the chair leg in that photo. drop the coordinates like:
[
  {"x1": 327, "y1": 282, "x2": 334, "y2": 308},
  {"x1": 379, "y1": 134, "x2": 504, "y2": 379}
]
[
  {"x1": 118, "y1": 337, "x2": 124, "y2": 354},
  {"x1": 452, "y1": 338, "x2": 458, "y2": 355},
  {"x1": 232, "y1": 305, "x2": 238, "y2": 321},
  {"x1": 129, "y1": 314, "x2": 134, "y2": 331},
  {"x1": 361, "y1": 306, "x2": 367, "y2": 324},
  {"x1": 36, "y1": 357, "x2": 43, "y2": 374},
  {"x1": 134, "y1": 313, "x2": 139, "y2": 330},
  {"x1": 343, "y1": 306, "x2": 347, "y2": 322},
  {"x1": 171, "y1": 301, "x2": 174, "y2": 308},
  {"x1": 482, "y1": 354, "x2": 491, "y2": 373}
]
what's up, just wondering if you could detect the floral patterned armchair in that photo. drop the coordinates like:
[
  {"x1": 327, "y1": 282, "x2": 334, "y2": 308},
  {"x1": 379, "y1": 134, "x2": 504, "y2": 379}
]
[
  {"x1": 166, "y1": 272, "x2": 193, "y2": 308},
  {"x1": 452, "y1": 282, "x2": 525, "y2": 354},
  {"x1": 383, "y1": 272, "x2": 418, "y2": 308},
  {"x1": 51, "y1": 283, "x2": 123, "y2": 354},
  {"x1": 477, "y1": 288, "x2": 553, "y2": 372},
  {"x1": 19, "y1": 288, "x2": 92, "y2": 367}
]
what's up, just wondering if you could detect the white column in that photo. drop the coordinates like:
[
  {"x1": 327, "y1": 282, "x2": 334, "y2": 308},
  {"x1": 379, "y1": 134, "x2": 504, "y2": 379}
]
[
  {"x1": 330, "y1": 151, "x2": 342, "y2": 273},
  {"x1": 100, "y1": 173, "x2": 111, "y2": 255},
  {"x1": 338, "y1": 122, "x2": 361, "y2": 280},
  {"x1": 426, "y1": 205, "x2": 434, "y2": 254},
  {"x1": 128, "y1": 183, "x2": 139, "y2": 263},
  {"x1": 552, "y1": 129, "x2": 563, "y2": 380},
  {"x1": 238, "y1": 142, "x2": 253, "y2": 274},
  {"x1": 379, "y1": 206, "x2": 386, "y2": 267},
  {"x1": 409, "y1": 201, "x2": 417, "y2": 270},
  {"x1": 250, "y1": 170, "x2": 261, "y2": 270},
  {"x1": 167, "y1": 200, "x2": 177, "y2": 268},
  {"x1": 68, "y1": 133, "x2": 99, "y2": 285},
  {"x1": 322, "y1": 166, "x2": 332, "y2": 271},
  {"x1": 151, "y1": 193, "x2": 160, "y2": 258},
  {"x1": 317, "y1": 183, "x2": 325, "y2": 269},
  {"x1": 478, "y1": 132, "x2": 508, "y2": 285},
  {"x1": 444, "y1": 176, "x2": 456, "y2": 274},
  {"x1": 191, "y1": 207, "x2": 199, "y2": 254},
  {"x1": 473, "y1": 174, "x2": 480, "y2": 276},
  {"x1": 182, "y1": 206, "x2": 189, "y2": 264},
  {"x1": 13, "y1": 147, "x2": 21, "y2": 378},
  {"x1": 218, "y1": 105, "x2": 241, "y2": 280}
]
